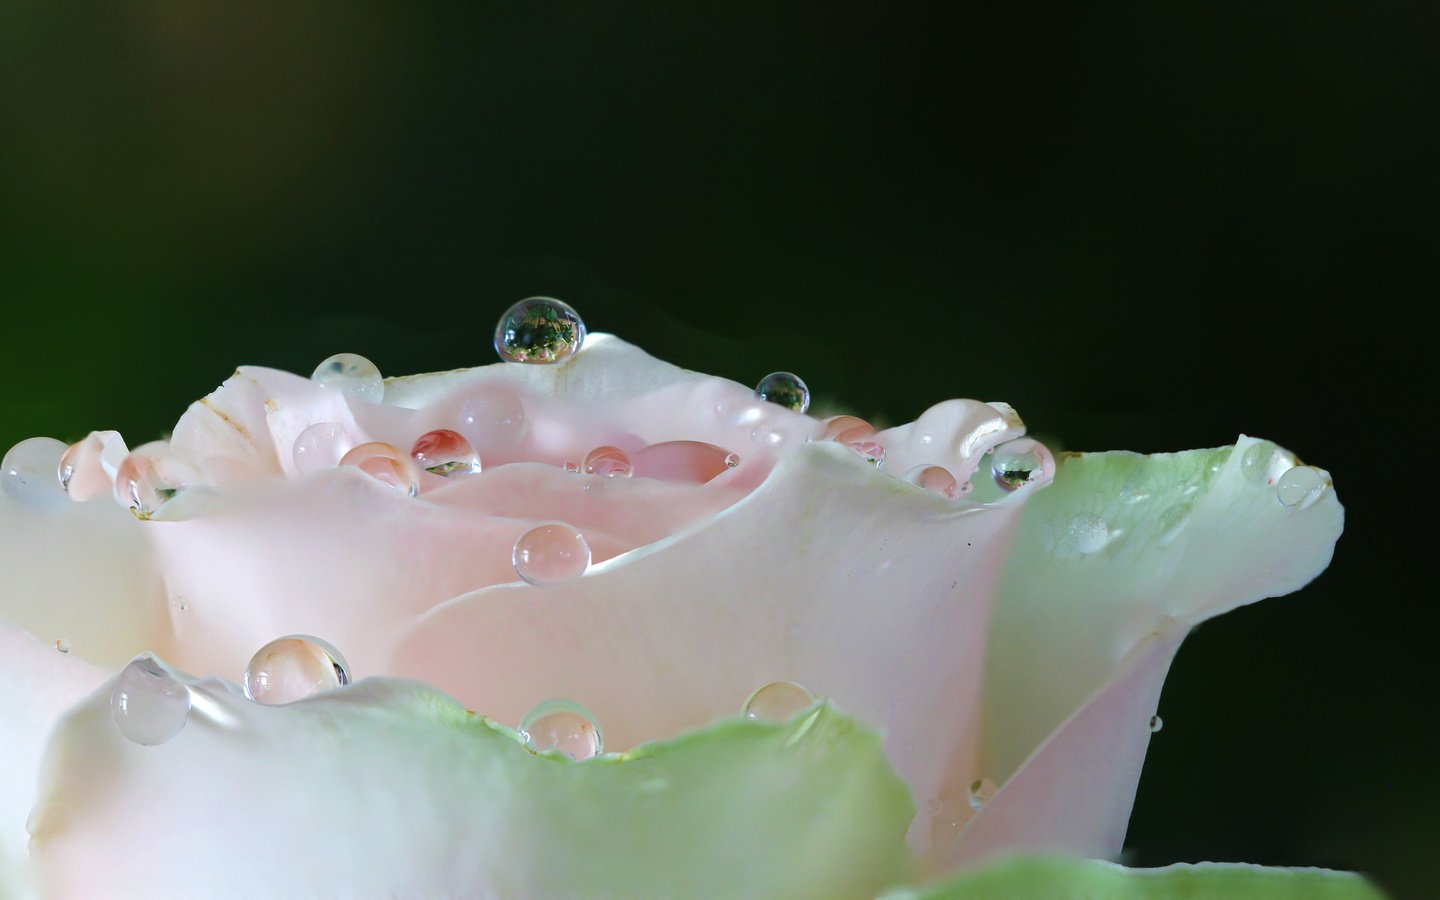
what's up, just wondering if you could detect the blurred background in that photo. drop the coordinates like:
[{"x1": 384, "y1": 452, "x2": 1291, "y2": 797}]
[{"x1": 0, "y1": 3, "x2": 1431, "y2": 895}]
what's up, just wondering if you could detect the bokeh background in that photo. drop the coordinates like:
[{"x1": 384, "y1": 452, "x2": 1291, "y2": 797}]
[{"x1": 1, "y1": 3, "x2": 1432, "y2": 896}]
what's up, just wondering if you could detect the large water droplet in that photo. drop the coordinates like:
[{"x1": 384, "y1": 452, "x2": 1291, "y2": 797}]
[
  {"x1": 754, "y1": 372, "x2": 810, "y2": 413},
  {"x1": 1276, "y1": 465, "x2": 1325, "y2": 509},
  {"x1": 967, "y1": 777, "x2": 998, "y2": 810},
  {"x1": 451, "y1": 387, "x2": 528, "y2": 451},
  {"x1": 1149, "y1": 714, "x2": 1164, "y2": 733},
  {"x1": 410, "y1": 429, "x2": 481, "y2": 477},
  {"x1": 1241, "y1": 441, "x2": 1279, "y2": 485},
  {"x1": 111, "y1": 657, "x2": 190, "y2": 746},
  {"x1": 2, "y1": 437, "x2": 68, "y2": 506},
  {"x1": 243, "y1": 635, "x2": 351, "y2": 705},
  {"x1": 903, "y1": 464, "x2": 958, "y2": 498},
  {"x1": 631, "y1": 441, "x2": 738, "y2": 483},
  {"x1": 820, "y1": 415, "x2": 876, "y2": 443},
  {"x1": 292, "y1": 422, "x2": 353, "y2": 475},
  {"x1": 742, "y1": 681, "x2": 815, "y2": 722},
  {"x1": 339, "y1": 442, "x2": 420, "y2": 496},
  {"x1": 58, "y1": 431, "x2": 130, "y2": 501},
  {"x1": 519, "y1": 699, "x2": 603, "y2": 760},
  {"x1": 113, "y1": 444, "x2": 200, "y2": 518},
  {"x1": 311, "y1": 353, "x2": 384, "y2": 404},
  {"x1": 1064, "y1": 512, "x2": 1111, "y2": 555},
  {"x1": 583, "y1": 445, "x2": 633, "y2": 478},
  {"x1": 495, "y1": 297, "x2": 586, "y2": 364},
  {"x1": 513, "y1": 522, "x2": 591, "y2": 585},
  {"x1": 991, "y1": 438, "x2": 1049, "y2": 491}
]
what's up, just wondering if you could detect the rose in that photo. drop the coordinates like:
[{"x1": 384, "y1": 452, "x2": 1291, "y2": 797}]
[{"x1": 0, "y1": 326, "x2": 1372, "y2": 897}]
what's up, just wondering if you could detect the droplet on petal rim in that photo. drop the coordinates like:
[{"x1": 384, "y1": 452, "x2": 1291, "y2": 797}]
[
  {"x1": 1062, "y1": 512, "x2": 1112, "y2": 555},
  {"x1": 54, "y1": 639, "x2": 71, "y2": 654},
  {"x1": 292, "y1": 422, "x2": 353, "y2": 475},
  {"x1": 631, "y1": 440, "x2": 739, "y2": 483},
  {"x1": 519, "y1": 699, "x2": 604, "y2": 760},
  {"x1": 311, "y1": 353, "x2": 384, "y2": 404},
  {"x1": 113, "y1": 444, "x2": 201, "y2": 519},
  {"x1": 2, "y1": 437, "x2": 68, "y2": 506},
  {"x1": 57, "y1": 430, "x2": 130, "y2": 501},
  {"x1": 845, "y1": 440, "x2": 886, "y2": 468},
  {"x1": 902, "y1": 464, "x2": 959, "y2": 498},
  {"x1": 991, "y1": 437, "x2": 1052, "y2": 491},
  {"x1": 1149, "y1": 714, "x2": 1164, "y2": 733},
  {"x1": 1241, "y1": 440, "x2": 1279, "y2": 485},
  {"x1": 243, "y1": 635, "x2": 351, "y2": 706},
  {"x1": 754, "y1": 371, "x2": 811, "y2": 413},
  {"x1": 513, "y1": 522, "x2": 591, "y2": 586},
  {"x1": 338, "y1": 442, "x2": 420, "y2": 496},
  {"x1": 410, "y1": 429, "x2": 481, "y2": 477},
  {"x1": 494, "y1": 297, "x2": 586, "y2": 364},
  {"x1": 562, "y1": 461, "x2": 580, "y2": 473},
  {"x1": 742, "y1": 681, "x2": 816, "y2": 722},
  {"x1": 967, "y1": 777, "x2": 998, "y2": 810},
  {"x1": 820, "y1": 415, "x2": 876, "y2": 443},
  {"x1": 1276, "y1": 465, "x2": 1325, "y2": 510},
  {"x1": 111, "y1": 656, "x2": 190, "y2": 746},
  {"x1": 582, "y1": 445, "x2": 633, "y2": 478}
]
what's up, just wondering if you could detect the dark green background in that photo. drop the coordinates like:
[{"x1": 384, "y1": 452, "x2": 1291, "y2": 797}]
[{"x1": 1, "y1": 4, "x2": 1431, "y2": 896}]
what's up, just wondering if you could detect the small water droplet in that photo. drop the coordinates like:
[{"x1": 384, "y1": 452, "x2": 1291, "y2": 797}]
[
  {"x1": 519, "y1": 699, "x2": 603, "y2": 760},
  {"x1": 820, "y1": 415, "x2": 876, "y2": 443},
  {"x1": 1064, "y1": 512, "x2": 1111, "y2": 555},
  {"x1": 967, "y1": 777, "x2": 998, "y2": 810},
  {"x1": 742, "y1": 681, "x2": 815, "y2": 722},
  {"x1": 1276, "y1": 465, "x2": 1325, "y2": 510},
  {"x1": 2, "y1": 437, "x2": 68, "y2": 506},
  {"x1": 583, "y1": 445, "x2": 633, "y2": 478},
  {"x1": 54, "y1": 638, "x2": 70, "y2": 654},
  {"x1": 494, "y1": 297, "x2": 586, "y2": 363},
  {"x1": 903, "y1": 464, "x2": 958, "y2": 498},
  {"x1": 563, "y1": 461, "x2": 580, "y2": 473},
  {"x1": 339, "y1": 442, "x2": 420, "y2": 496},
  {"x1": 754, "y1": 372, "x2": 810, "y2": 413},
  {"x1": 991, "y1": 438, "x2": 1050, "y2": 491},
  {"x1": 292, "y1": 422, "x2": 352, "y2": 475},
  {"x1": 243, "y1": 635, "x2": 351, "y2": 705},
  {"x1": 513, "y1": 522, "x2": 591, "y2": 585},
  {"x1": 311, "y1": 353, "x2": 384, "y2": 404},
  {"x1": 1241, "y1": 441, "x2": 1279, "y2": 485},
  {"x1": 1149, "y1": 714, "x2": 1164, "y2": 733},
  {"x1": 725, "y1": 453, "x2": 740, "y2": 467},
  {"x1": 410, "y1": 429, "x2": 481, "y2": 476},
  {"x1": 111, "y1": 657, "x2": 190, "y2": 746},
  {"x1": 113, "y1": 445, "x2": 200, "y2": 518},
  {"x1": 846, "y1": 440, "x2": 886, "y2": 468}
]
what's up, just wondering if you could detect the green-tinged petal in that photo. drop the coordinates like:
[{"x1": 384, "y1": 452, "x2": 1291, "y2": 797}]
[
  {"x1": 29, "y1": 667, "x2": 915, "y2": 898},
  {"x1": 883, "y1": 855, "x2": 1385, "y2": 900}
]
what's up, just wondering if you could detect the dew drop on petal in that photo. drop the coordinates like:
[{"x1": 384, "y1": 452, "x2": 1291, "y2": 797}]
[
  {"x1": 1, "y1": 437, "x2": 68, "y2": 506},
  {"x1": 111, "y1": 657, "x2": 190, "y2": 746},
  {"x1": 494, "y1": 297, "x2": 586, "y2": 364},
  {"x1": 57, "y1": 431, "x2": 130, "y2": 501},
  {"x1": 114, "y1": 446, "x2": 200, "y2": 518},
  {"x1": 1064, "y1": 512, "x2": 1111, "y2": 554},
  {"x1": 562, "y1": 461, "x2": 580, "y2": 473},
  {"x1": 339, "y1": 442, "x2": 420, "y2": 496},
  {"x1": 820, "y1": 415, "x2": 876, "y2": 443},
  {"x1": 513, "y1": 522, "x2": 591, "y2": 585},
  {"x1": 1149, "y1": 714, "x2": 1164, "y2": 733},
  {"x1": 630, "y1": 441, "x2": 737, "y2": 483},
  {"x1": 410, "y1": 429, "x2": 481, "y2": 476},
  {"x1": 583, "y1": 445, "x2": 633, "y2": 478},
  {"x1": 519, "y1": 699, "x2": 603, "y2": 760},
  {"x1": 1241, "y1": 441, "x2": 1279, "y2": 485},
  {"x1": 311, "y1": 353, "x2": 384, "y2": 403},
  {"x1": 903, "y1": 464, "x2": 959, "y2": 498},
  {"x1": 846, "y1": 440, "x2": 886, "y2": 468},
  {"x1": 1276, "y1": 465, "x2": 1325, "y2": 510},
  {"x1": 292, "y1": 422, "x2": 352, "y2": 475},
  {"x1": 991, "y1": 438, "x2": 1048, "y2": 491},
  {"x1": 742, "y1": 681, "x2": 815, "y2": 722},
  {"x1": 243, "y1": 635, "x2": 351, "y2": 705},
  {"x1": 754, "y1": 372, "x2": 810, "y2": 413},
  {"x1": 967, "y1": 777, "x2": 998, "y2": 810},
  {"x1": 54, "y1": 638, "x2": 70, "y2": 654}
]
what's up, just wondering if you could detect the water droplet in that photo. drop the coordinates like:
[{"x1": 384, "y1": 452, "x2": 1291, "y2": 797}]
[
  {"x1": 339, "y1": 442, "x2": 420, "y2": 496},
  {"x1": 311, "y1": 353, "x2": 384, "y2": 404},
  {"x1": 494, "y1": 297, "x2": 586, "y2": 364},
  {"x1": 846, "y1": 440, "x2": 886, "y2": 468},
  {"x1": 1276, "y1": 465, "x2": 1325, "y2": 510},
  {"x1": 583, "y1": 445, "x2": 633, "y2": 478},
  {"x1": 58, "y1": 431, "x2": 130, "y2": 501},
  {"x1": 1241, "y1": 441, "x2": 1279, "y2": 485},
  {"x1": 243, "y1": 635, "x2": 350, "y2": 705},
  {"x1": 111, "y1": 657, "x2": 190, "y2": 746},
  {"x1": 451, "y1": 387, "x2": 528, "y2": 451},
  {"x1": 292, "y1": 422, "x2": 352, "y2": 475},
  {"x1": 903, "y1": 464, "x2": 958, "y2": 498},
  {"x1": 749, "y1": 425, "x2": 785, "y2": 446},
  {"x1": 513, "y1": 522, "x2": 591, "y2": 585},
  {"x1": 563, "y1": 461, "x2": 580, "y2": 473},
  {"x1": 54, "y1": 638, "x2": 70, "y2": 654},
  {"x1": 754, "y1": 372, "x2": 810, "y2": 413},
  {"x1": 630, "y1": 441, "x2": 737, "y2": 483},
  {"x1": 113, "y1": 445, "x2": 200, "y2": 518},
  {"x1": 410, "y1": 429, "x2": 481, "y2": 476},
  {"x1": 725, "y1": 453, "x2": 740, "y2": 467},
  {"x1": 1149, "y1": 714, "x2": 1164, "y2": 733},
  {"x1": 1, "y1": 437, "x2": 68, "y2": 506},
  {"x1": 820, "y1": 415, "x2": 875, "y2": 443},
  {"x1": 742, "y1": 681, "x2": 816, "y2": 722},
  {"x1": 1064, "y1": 512, "x2": 1111, "y2": 555},
  {"x1": 967, "y1": 777, "x2": 998, "y2": 810},
  {"x1": 991, "y1": 438, "x2": 1049, "y2": 491},
  {"x1": 519, "y1": 699, "x2": 603, "y2": 760}
]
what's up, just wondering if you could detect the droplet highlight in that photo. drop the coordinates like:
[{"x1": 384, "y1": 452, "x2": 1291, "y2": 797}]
[
  {"x1": 513, "y1": 522, "x2": 591, "y2": 585},
  {"x1": 519, "y1": 699, "x2": 604, "y2": 760},
  {"x1": 311, "y1": 353, "x2": 384, "y2": 404},
  {"x1": 583, "y1": 445, "x2": 633, "y2": 478},
  {"x1": 243, "y1": 635, "x2": 351, "y2": 705},
  {"x1": 111, "y1": 657, "x2": 190, "y2": 746},
  {"x1": 1276, "y1": 465, "x2": 1325, "y2": 510},
  {"x1": 967, "y1": 777, "x2": 998, "y2": 810},
  {"x1": 754, "y1": 372, "x2": 810, "y2": 413},
  {"x1": 742, "y1": 681, "x2": 816, "y2": 722},
  {"x1": 410, "y1": 429, "x2": 481, "y2": 477},
  {"x1": 339, "y1": 442, "x2": 420, "y2": 496},
  {"x1": 2, "y1": 437, "x2": 68, "y2": 506},
  {"x1": 494, "y1": 297, "x2": 586, "y2": 364}
]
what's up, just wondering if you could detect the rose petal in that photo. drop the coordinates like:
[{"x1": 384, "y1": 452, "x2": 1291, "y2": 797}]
[{"x1": 29, "y1": 668, "x2": 913, "y2": 898}]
